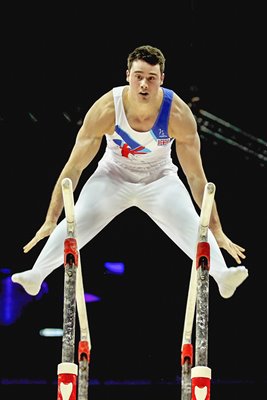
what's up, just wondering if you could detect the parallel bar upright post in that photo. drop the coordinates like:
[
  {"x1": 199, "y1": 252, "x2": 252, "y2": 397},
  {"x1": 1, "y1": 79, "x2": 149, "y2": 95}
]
[
  {"x1": 57, "y1": 177, "x2": 79, "y2": 400},
  {"x1": 61, "y1": 177, "x2": 91, "y2": 400},
  {"x1": 181, "y1": 182, "x2": 215, "y2": 400},
  {"x1": 191, "y1": 182, "x2": 215, "y2": 400}
]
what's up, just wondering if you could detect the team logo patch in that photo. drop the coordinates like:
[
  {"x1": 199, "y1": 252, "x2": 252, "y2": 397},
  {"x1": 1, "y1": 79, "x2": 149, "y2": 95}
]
[{"x1": 157, "y1": 138, "x2": 171, "y2": 146}]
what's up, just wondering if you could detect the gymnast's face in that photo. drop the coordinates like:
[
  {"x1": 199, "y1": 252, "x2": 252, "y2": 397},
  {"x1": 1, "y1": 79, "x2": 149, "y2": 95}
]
[{"x1": 126, "y1": 60, "x2": 164, "y2": 101}]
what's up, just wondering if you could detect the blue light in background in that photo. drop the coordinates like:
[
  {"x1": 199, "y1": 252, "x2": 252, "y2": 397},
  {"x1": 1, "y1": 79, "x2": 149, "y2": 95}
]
[
  {"x1": 104, "y1": 262, "x2": 125, "y2": 275},
  {"x1": 84, "y1": 292, "x2": 101, "y2": 302},
  {"x1": 0, "y1": 262, "x2": 125, "y2": 326}
]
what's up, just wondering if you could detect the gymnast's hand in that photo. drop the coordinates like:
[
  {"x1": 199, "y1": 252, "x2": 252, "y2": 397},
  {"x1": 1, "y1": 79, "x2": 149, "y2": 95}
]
[
  {"x1": 213, "y1": 229, "x2": 246, "y2": 264},
  {"x1": 23, "y1": 221, "x2": 57, "y2": 253}
]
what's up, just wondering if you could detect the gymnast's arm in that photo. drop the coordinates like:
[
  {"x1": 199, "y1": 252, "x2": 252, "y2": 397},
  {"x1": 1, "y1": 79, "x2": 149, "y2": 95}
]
[
  {"x1": 169, "y1": 94, "x2": 246, "y2": 264},
  {"x1": 23, "y1": 90, "x2": 115, "y2": 253}
]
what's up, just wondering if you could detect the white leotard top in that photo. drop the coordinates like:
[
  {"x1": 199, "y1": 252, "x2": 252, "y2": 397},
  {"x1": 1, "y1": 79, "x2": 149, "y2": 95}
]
[{"x1": 104, "y1": 86, "x2": 175, "y2": 169}]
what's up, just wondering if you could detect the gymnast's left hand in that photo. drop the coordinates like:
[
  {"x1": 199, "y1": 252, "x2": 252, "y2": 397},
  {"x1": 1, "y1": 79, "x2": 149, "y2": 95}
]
[{"x1": 213, "y1": 230, "x2": 246, "y2": 264}]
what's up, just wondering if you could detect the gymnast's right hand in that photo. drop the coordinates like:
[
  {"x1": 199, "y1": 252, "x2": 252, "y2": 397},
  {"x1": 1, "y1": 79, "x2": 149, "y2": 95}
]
[{"x1": 23, "y1": 221, "x2": 57, "y2": 253}]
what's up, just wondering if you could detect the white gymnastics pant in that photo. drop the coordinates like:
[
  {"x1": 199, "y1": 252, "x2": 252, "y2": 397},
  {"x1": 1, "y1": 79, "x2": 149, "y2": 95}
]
[{"x1": 32, "y1": 157, "x2": 228, "y2": 286}]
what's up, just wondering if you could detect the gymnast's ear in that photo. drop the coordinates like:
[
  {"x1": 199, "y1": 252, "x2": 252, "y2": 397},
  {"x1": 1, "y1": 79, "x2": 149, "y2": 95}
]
[{"x1": 126, "y1": 70, "x2": 129, "y2": 82}]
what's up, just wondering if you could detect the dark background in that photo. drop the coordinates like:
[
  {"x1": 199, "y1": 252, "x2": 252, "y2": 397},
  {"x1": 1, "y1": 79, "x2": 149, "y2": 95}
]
[{"x1": 1, "y1": 2, "x2": 266, "y2": 399}]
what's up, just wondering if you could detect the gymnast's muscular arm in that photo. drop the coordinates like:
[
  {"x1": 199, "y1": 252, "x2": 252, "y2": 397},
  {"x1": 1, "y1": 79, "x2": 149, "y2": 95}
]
[
  {"x1": 23, "y1": 90, "x2": 115, "y2": 253},
  {"x1": 169, "y1": 93, "x2": 246, "y2": 264}
]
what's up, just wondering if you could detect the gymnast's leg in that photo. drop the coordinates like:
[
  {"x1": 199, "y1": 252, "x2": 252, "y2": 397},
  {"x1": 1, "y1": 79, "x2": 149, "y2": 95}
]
[
  {"x1": 137, "y1": 174, "x2": 248, "y2": 298},
  {"x1": 11, "y1": 173, "x2": 132, "y2": 295}
]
